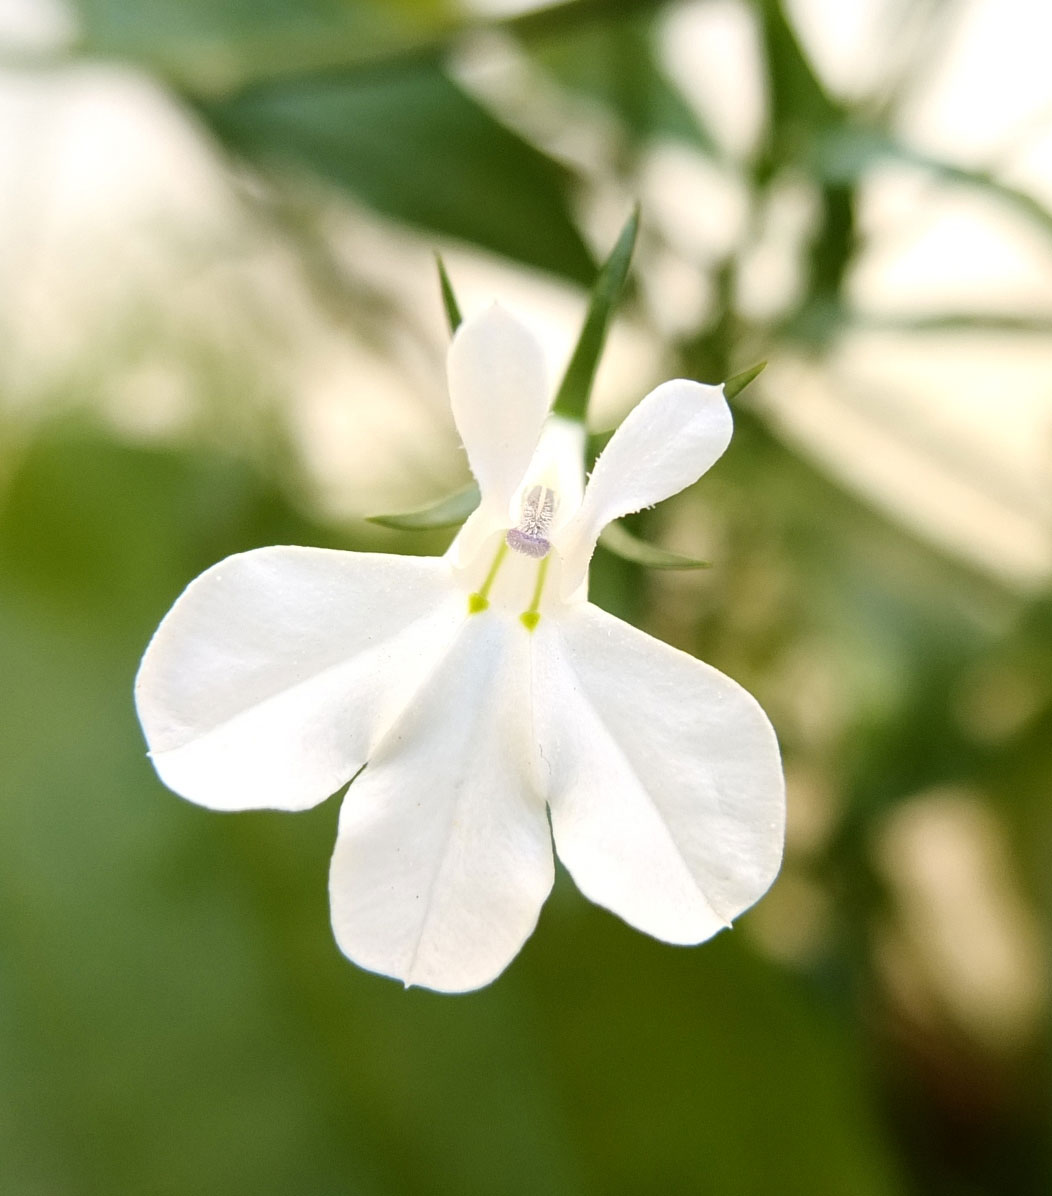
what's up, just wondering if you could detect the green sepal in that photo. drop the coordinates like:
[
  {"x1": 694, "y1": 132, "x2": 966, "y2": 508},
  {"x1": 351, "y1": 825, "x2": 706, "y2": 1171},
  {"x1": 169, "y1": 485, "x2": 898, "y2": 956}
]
[
  {"x1": 367, "y1": 481, "x2": 480, "y2": 530},
  {"x1": 435, "y1": 254, "x2": 463, "y2": 334},
  {"x1": 585, "y1": 362, "x2": 765, "y2": 469},
  {"x1": 723, "y1": 361, "x2": 766, "y2": 401},
  {"x1": 598, "y1": 521, "x2": 711, "y2": 570},
  {"x1": 551, "y1": 205, "x2": 640, "y2": 422}
]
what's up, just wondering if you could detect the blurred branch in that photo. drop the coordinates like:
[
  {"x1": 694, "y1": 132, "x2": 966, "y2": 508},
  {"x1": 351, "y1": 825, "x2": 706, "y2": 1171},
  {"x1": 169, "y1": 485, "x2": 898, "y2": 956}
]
[
  {"x1": 850, "y1": 312, "x2": 1052, "y2": 336},
  {"x1": 869, "y1": 0, "x2": 962, "y2": 122},
  {"x1": 813, "y1": 126, "x2": 1052, "y2": 242},
  {"x1": 776, "y1": 303, "x2": 1052, "y2": 343}
]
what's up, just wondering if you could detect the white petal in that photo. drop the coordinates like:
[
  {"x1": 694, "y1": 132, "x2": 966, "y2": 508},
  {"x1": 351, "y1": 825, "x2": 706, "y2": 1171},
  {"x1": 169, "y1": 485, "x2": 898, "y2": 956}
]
[
  {"x1": 447, "y1": 304, "x2": 550, "y2": 512},
  {"x1": 329, "y1": 614, "x2": 553, "y2": 992},
  {"x1": 535, "y1": 603, "x2": 784, "y2": 944},
  {"x1": 556, "y1": 380, "x2": 731, "y2": 594},
  {"x1": 135, "y1": 547, "x2": 462, "y2": 811}
]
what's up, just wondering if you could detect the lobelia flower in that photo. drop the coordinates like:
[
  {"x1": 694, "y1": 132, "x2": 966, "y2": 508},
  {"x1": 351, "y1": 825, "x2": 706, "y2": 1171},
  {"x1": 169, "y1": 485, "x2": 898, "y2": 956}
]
[{"x1": 135, "y1": 305, "x2": 785, "y2": 993}]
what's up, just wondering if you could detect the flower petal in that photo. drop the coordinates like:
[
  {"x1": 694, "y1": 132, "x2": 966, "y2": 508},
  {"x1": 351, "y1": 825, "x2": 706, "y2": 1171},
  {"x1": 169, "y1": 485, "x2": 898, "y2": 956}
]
[
  {"x1": 135, "y1": 547, "x2": 462, "y2": 811},
  {"x1": 535, "y1": 603, "x2": 784, "y2": 944},
  {"x1": 447, "y1": 304, "x2": 550, "y2": 512},
  {"x1": 329, "y1": 614, "x2": 553, "y2": 992},
  {"x1": 556, "y1": 380, "x2": 731, "y2": 594}
]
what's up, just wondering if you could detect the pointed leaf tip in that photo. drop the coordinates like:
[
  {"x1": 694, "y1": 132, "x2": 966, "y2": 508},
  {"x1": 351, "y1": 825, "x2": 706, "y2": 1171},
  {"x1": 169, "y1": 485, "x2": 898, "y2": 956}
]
[
  {"x1": 552, "y1": 206, "x2": 641, "y2": 423},
  {"x1": 723, "y1": 361, "x2": 766, "y2": 401},
  {"x1": 436, "y1": 254, "x2": 463, "y2": 334},
  {"x1": 599, "y1": 521, "x2": 712, "y2": 570},
  {"x1": 367, "y1": 482, "x2": 480, "y2": 531}
]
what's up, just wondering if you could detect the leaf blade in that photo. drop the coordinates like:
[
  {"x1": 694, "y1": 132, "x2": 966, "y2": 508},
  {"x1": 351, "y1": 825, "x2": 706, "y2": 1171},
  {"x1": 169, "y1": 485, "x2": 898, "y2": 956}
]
[{"x1": 202, "y1": 64, "x2": 595, "y2": 283}]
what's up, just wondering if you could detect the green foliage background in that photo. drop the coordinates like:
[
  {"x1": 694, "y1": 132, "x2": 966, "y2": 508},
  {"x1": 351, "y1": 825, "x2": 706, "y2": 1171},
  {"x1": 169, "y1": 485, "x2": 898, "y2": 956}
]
[{"x1": 1, "y1": 1, "x2": 1050, "y2": 1194}]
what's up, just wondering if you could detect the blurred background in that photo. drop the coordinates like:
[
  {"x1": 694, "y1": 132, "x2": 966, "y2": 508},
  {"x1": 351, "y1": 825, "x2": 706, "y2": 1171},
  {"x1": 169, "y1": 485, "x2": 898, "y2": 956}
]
[{"x1": 0, "y1": 0, "x2": 1050, "y2": 1192}]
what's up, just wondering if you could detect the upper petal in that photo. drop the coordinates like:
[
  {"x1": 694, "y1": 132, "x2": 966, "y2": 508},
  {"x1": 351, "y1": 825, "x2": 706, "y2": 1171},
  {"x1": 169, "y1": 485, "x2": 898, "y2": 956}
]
[
  {"x1": 134, "y1": 546, "x2": 461, "y2": 811},
  {"x1": 535, "y1": 603, "x2": 784, "y2": 944},
  {"x1": 447, "y1": 304, "x2": 550, "y2": 512},
  {"x1": 556, "y1": 380, "x2": 731, "y2": 594},
  {"x1": 329, "y1": 613, "x2": 553, "y2": 992}
]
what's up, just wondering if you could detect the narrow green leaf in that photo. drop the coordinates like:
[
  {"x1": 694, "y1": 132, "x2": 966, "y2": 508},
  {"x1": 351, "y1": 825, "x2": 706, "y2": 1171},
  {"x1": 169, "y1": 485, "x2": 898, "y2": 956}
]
[
  {"x1": 723, "y1": 361, "x2": 766, "y2": 401},
  {"x1": 758, "y1": 0, "x2": 843, "y2": 135},
  {"x1": 436, "y1": 254, "x2": 462, "y2": 334},
  {"x1": 599, "y1": 521, "x2": 711, "y2": 570},
  {"x1": 552, "y1": 205, "x2": 640, "y2": 421},
  {"x1": 367, "y1": 482, "x2": 480, "y2": 531}
]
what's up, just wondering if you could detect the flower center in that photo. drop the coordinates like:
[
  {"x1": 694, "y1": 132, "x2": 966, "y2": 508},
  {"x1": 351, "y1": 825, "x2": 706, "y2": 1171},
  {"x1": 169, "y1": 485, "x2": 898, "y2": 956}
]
[
  {"x1": 466, "y1": 486, "x2": 560, "y2": 628},
  {"x1": 505, "y1": 485, "x2": 556, "y2": 560}
]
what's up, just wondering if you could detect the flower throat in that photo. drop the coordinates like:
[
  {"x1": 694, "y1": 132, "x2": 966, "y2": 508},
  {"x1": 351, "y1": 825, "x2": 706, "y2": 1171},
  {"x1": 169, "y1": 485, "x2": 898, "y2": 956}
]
[{"x1": 467, "y1": 485, "x2": 557, "y2": 626}]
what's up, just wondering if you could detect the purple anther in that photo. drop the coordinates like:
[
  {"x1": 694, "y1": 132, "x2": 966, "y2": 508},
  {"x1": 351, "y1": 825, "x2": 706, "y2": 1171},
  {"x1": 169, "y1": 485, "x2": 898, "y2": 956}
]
[
  {"x1": 506, "y1": 484, "x2": 557, "y2": 558},
  {"x1": 506, "y1": 528, "x2": 551, "y2": 559}
]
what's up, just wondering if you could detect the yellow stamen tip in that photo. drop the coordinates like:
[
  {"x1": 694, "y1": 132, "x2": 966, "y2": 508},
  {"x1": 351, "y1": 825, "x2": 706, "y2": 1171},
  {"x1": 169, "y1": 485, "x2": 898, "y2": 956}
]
[
  {"x1": 520, "y1": 610, "x2": 541, "y2": 632},
  {"x1": 468, "y1": 592, "x2": 489, "y2": 614}
]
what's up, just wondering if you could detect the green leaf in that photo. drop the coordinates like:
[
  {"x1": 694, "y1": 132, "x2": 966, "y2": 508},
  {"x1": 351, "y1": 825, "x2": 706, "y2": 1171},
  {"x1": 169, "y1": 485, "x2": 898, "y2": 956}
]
[
  {"x1": 599, "y1": 520, "x2": 711, "y2": 570},
  {"x1": 754, "y1": 2, "x2": 854, "y2": 311},
  {"x1": 436, "y1": 253, "x2": 463, "y2": 334},
  {"x1": 201, "y1": 64, "x2": 595, "y2": 283},
  {"x1": 757, "y1": 0, "x2": 843, "y2": 137},
  {"x1": 75, "y1": 0, "x2": 422, "y2": 92},
  {"x1": 367, "y1": 481, "x2": 480, "y2": 530},
  {"x1": 530, "y1": 14, "x2": 718, "y2": 156},
  {"x1": 552, "y1": 205, "x2": 639, "y2": 421},
  {"x1": 723, "y1": 361, "x2": 766, "y2": 401}
]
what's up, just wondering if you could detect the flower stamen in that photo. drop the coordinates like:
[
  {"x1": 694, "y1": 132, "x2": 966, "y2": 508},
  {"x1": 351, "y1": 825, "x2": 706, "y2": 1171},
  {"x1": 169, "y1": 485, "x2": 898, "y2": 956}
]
[
  {"x1": 506, "y1": 485, "x2": 556, "y2": 559},
  {"x1": 519, "y1": 554, "x2": 551, "y2": 632},
  {"x1": 468, "y1": 540, "x2": 508, "y2": 614}
]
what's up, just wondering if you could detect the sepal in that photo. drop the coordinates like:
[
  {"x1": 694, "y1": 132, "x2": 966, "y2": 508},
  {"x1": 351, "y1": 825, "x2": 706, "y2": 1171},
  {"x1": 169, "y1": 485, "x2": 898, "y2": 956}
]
[
  {"x1": 367, "y1": 482, "x2": 481, "y2": 531},
  {"x1": 723, "y1": 361, "x2": 766, "y2": 400},
  {"x1": 552, "y1": 206, "x2": 639, "y2": 422},
  {"x1": 599, "y1": 521, "x2": 711, "y2": 570},
  {"x1": 435, "y1": 253, "x2": 463, "y2": 334}
]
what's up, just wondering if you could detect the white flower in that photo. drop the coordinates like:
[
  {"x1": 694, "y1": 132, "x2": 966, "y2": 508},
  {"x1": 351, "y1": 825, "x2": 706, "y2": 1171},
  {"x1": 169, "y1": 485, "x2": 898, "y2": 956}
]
[{"x1": 135, "y1": 305, "x2": 784, "y2": 993}]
